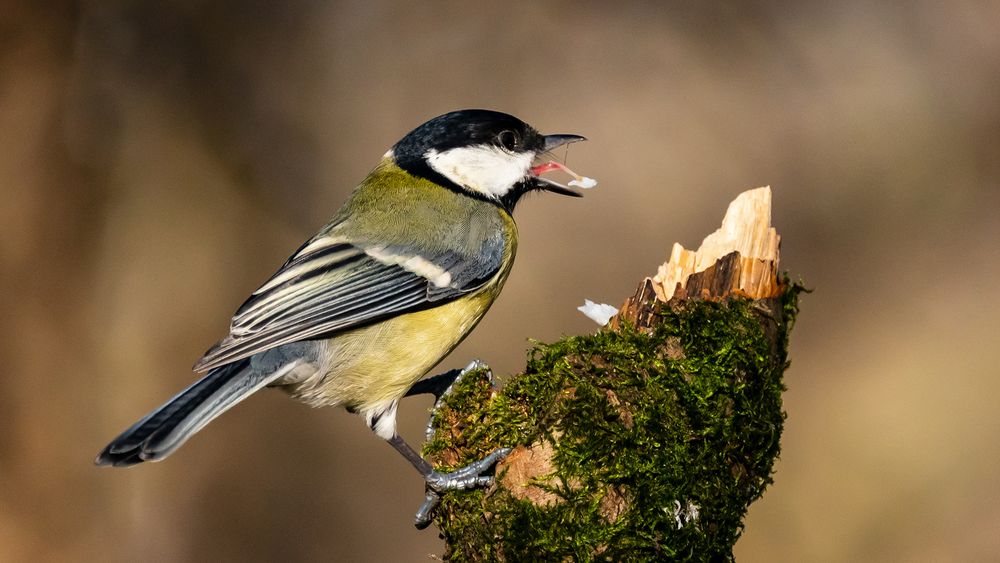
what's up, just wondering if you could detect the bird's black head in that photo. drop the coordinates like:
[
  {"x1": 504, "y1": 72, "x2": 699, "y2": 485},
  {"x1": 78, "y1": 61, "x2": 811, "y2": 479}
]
[{"x1": 391, "y1": 109, "x2": 586, "y2": 211}]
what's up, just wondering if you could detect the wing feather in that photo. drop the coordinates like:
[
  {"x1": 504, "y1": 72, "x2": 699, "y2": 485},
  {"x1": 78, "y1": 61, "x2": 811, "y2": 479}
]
[{"x1": 193, "y1": 235, "x2": 502, "y2": 372}]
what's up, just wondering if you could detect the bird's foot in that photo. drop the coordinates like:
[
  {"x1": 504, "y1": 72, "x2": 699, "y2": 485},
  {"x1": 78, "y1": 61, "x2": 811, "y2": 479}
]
[
  {"x1": 414, "y1": 447, "x2": 512, "y2": 529},
  {"x1": 422, "y1": 359, "x2": 496, "y2": 441},
  {"x1": 402, "y1": 359, "x2": 503, "y2": 528}
]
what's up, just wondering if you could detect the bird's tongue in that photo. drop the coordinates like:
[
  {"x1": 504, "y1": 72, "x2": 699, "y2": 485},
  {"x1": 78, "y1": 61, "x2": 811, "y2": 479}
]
[
  {"x1": 531, "y1": 161, "x2": 598, "y2": 189},
  {"x1": 530, "y1": 161, "x2": 567, "y2": 176}
]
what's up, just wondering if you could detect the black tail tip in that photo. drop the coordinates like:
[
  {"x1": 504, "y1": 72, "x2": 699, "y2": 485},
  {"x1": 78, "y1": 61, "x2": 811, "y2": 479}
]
[{"x1": 94, "y1": 443, "x2": 150, "y2": 468}]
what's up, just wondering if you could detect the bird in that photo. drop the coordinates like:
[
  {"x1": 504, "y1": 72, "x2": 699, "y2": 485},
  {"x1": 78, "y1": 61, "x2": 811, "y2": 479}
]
[{"x1": 94, "y1": 109, "x2": 588, "y2": 526}]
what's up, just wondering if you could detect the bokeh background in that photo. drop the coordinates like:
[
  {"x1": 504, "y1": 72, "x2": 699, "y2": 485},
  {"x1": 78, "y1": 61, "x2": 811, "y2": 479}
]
[{"x1": 3, "y1": 1, "x2": 999, "y2": 561}]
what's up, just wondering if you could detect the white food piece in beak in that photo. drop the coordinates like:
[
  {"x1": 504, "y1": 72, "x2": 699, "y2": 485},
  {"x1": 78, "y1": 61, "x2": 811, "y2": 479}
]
[{"x1": 531, "y1": 161, "x2": 598, "y2": 190}]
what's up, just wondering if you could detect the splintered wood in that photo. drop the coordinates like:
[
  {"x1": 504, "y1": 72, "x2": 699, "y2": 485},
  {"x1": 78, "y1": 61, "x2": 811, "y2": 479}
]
[
  {"x1": 612, "y1": 187, "x2": 782, "y2": 329},
  {"x1": 654, "y1": 186, "x2": 781, "y2": 300}
]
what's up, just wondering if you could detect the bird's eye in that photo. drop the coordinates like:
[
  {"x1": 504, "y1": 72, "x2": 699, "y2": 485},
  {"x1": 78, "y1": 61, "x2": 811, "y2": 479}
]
[{"x1": 497, "y1": 130, "x2": 520, "y2": 152}]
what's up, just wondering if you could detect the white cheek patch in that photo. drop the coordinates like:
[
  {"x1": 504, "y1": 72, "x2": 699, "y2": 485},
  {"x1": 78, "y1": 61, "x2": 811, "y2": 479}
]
[{"x1": 425, "y1": 145, "x2": 533, "y2": 199}]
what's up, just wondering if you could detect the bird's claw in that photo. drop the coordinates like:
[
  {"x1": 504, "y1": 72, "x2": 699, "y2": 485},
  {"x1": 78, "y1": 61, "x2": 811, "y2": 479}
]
[
  {"x1": 414, "y1": 490, "x2": 441, "y2": 529},
  {"x1": 425, "y1": 447, "x2": 511, "y2": 491},
  {"x1": 413, "y1": 447, "x2": 512, "y2": 529}
]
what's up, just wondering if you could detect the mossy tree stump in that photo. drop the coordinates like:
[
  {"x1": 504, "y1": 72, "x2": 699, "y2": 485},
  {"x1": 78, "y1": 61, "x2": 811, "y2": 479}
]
[{"x1": 423, "y1": 188, "x2": 803, "y2": 562}]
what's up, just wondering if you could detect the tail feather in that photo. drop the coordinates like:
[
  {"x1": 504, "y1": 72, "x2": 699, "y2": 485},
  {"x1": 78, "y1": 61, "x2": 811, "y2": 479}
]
[{"x1": 95, "y1": 358, "x2": 274, "y2": 467}]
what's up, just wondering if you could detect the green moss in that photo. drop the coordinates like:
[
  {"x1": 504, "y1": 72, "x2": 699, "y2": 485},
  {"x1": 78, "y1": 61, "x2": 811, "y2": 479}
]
[{"x1": 425, "y1": 283, "x2": 805, "y2": 562}]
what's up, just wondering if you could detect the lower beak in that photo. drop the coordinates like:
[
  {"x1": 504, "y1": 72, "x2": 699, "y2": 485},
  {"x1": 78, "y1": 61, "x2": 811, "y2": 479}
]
[{"x1": 533, "y1": 176, "x2": 584, "y2": 197}]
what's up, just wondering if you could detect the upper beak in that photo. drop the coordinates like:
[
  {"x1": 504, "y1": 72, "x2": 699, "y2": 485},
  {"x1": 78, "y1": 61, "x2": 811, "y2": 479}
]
[{"x1": 542, "y1": 134, "x2": 587, "y2": 152}]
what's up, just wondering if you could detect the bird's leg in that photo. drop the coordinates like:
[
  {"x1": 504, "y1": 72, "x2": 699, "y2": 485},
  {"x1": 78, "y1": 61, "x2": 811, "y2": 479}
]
[
  {"x1": 393, "y1": 359, "x2": 507, "y2": 529},
  {"x1": 385, "y1": 434, "x2": 511, "y2": 529},
  {"x1": 403, "y1": 366, "x2": 465, "y2": 400}
]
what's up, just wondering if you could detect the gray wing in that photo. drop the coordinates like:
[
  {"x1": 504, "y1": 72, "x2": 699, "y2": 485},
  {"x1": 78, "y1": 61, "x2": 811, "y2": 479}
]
[{"x1": 193, "y1": 234, "x2": 504, "y2": 372}]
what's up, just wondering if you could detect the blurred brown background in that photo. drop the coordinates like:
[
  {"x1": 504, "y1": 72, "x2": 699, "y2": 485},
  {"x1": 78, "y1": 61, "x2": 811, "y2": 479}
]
[{"x1": 3, "y1": 1, "x2": 999, "y2": 561}]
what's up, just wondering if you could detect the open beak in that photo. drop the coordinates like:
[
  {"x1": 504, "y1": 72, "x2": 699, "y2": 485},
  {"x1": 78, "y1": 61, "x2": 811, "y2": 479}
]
[{"x1": 531, "y1": 134, "x2": 589, "y2": 197}]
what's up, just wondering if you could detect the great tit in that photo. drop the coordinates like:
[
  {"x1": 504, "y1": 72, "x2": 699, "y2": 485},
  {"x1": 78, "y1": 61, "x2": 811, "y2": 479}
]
[{"x1": 95, "y1": 109, "x2": 588, "y2": 525}]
